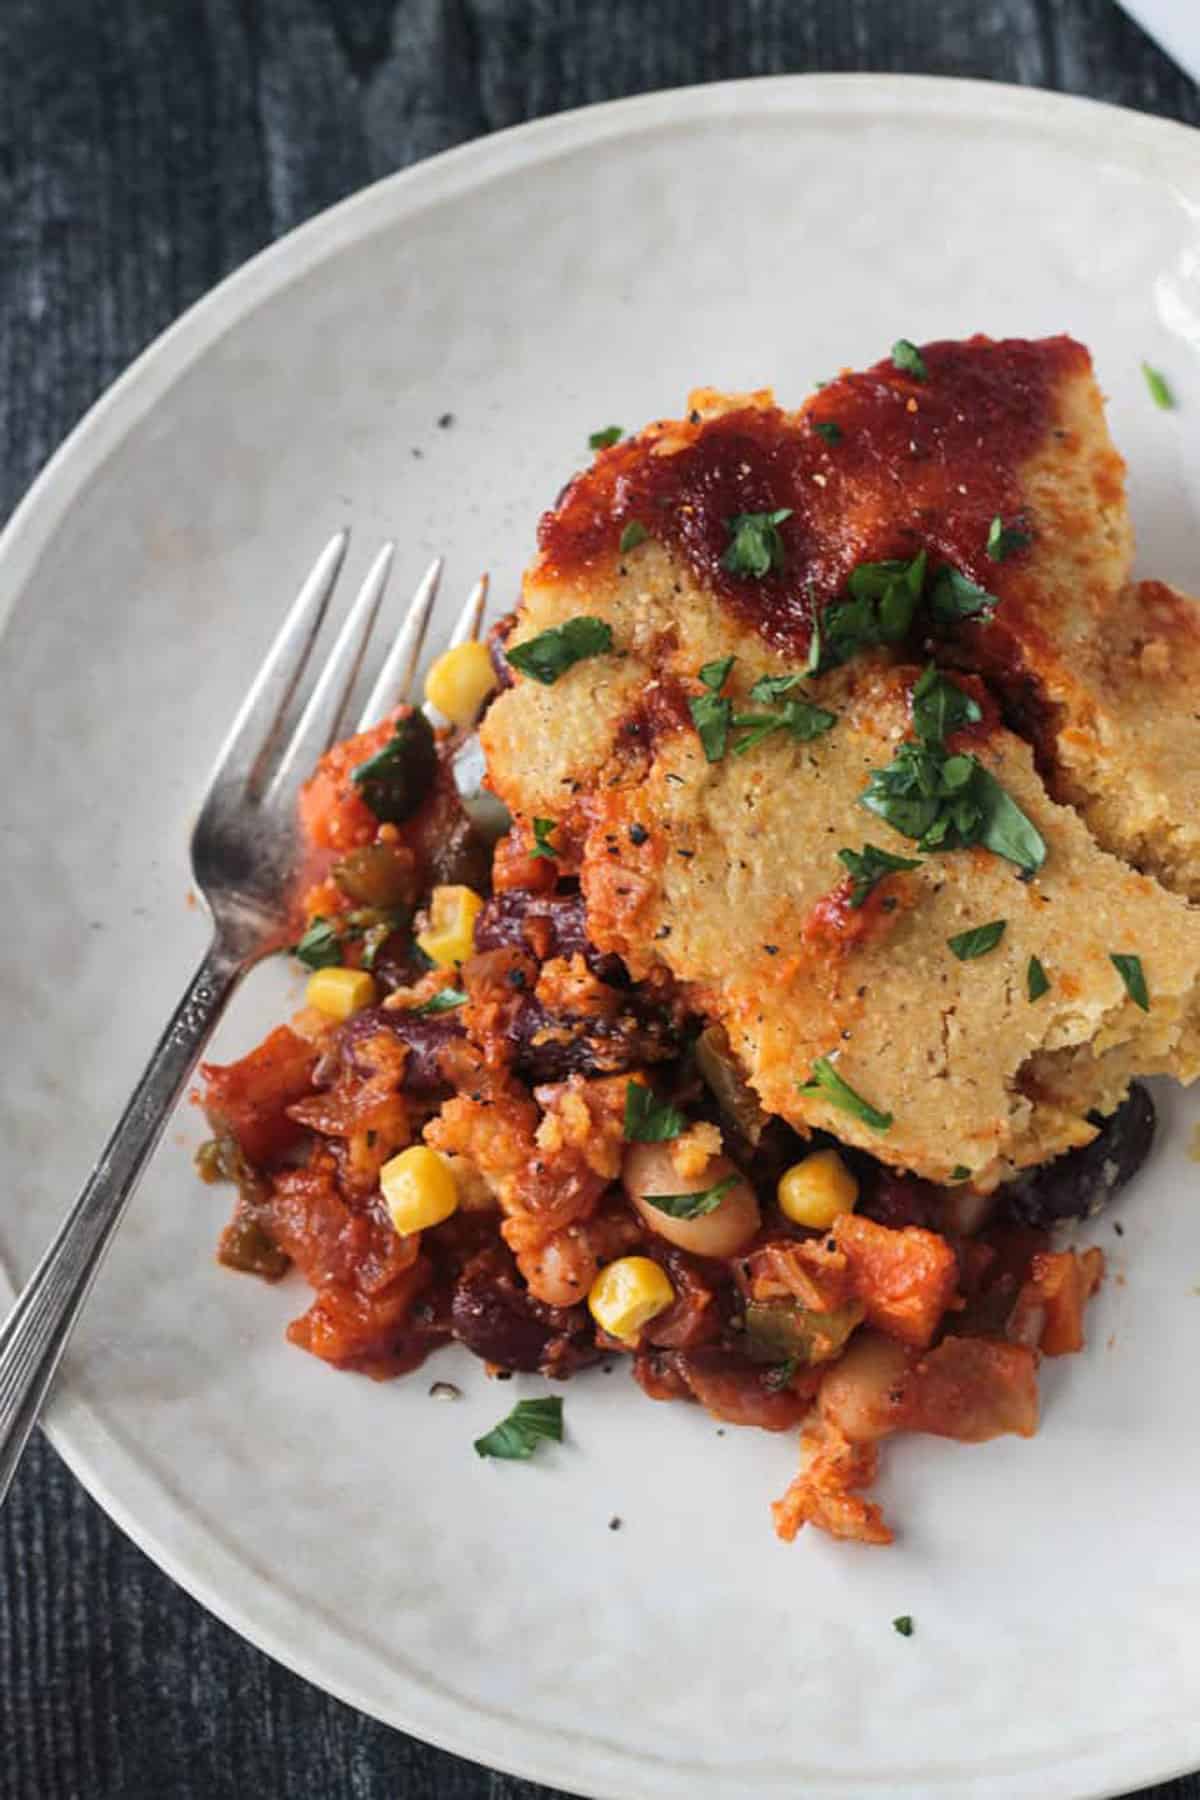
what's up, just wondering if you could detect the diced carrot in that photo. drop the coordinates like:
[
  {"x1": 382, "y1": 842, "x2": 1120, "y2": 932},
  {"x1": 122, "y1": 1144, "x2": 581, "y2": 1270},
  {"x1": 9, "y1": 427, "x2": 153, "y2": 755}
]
[
  {"x1": 833, "y1": 1212, "x2": 959, "y2": 1348},
  {"x1": 200, "y1": 1025, "x2": 318, "y2": 1165}
]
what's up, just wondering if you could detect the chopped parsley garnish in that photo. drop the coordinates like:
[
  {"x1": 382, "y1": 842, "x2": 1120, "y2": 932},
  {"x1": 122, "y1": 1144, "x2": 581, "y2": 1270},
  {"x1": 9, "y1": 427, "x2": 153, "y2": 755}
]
[
  {"x1": 893, "y1": 1614, "x2": 915, "y2": 1638},
  {"x1": 689, "y1": 691, "x2": 732, "y2": 763},
  {"x1": 689, "y1": 656, "x2": 837, "y2": 762},
  {"x1": 911, "y1": 665, "x2": 981, "y2": 744},
  {"x1": 530, "y1": 817, "x2": 558, "y2": 861},
  {"x1": 837, "y1": 843, "x2": 922, "y2": 909},
  {"x1": 643, "y1": 1175, "x2": 737, "y2": 1219},
  {"x1": 730, "y1": 697, "x2": 837, "y2": 756},
  {"x1": 861, "y1": 740, "x2": 1046, "y2": 875},
  {"x1": 619, "y1": 520, "x2": 649, "y2": 552},
  {"x1": 929, "y1": 566, "x2": 998, "y2": 625},
  {"x1": 947, "y1": 919, "x2": 1007, "y2": 961},
  {"x1": 810, "y1": 552, "x2": 1003, "y2": 675},
  {"x1": 863, "y1": 658, "x2": 1043, "y2": 874},
  {"x1": 812, "y1": 420, "x2": 842, "y2": 444},
  {"x1": 1027, "y1": 955, "x2": 1050, "y2": 1002},
  {"x1": 1111, "y1": 953, "x2": 1150, "y2": 1011},
  {"x1": 505, "y1": 616, "x2": 613, "y2": 685},
  {"x1": 689, "y1": 657, "x2": 735, "y2": 762},
  {"x1": 473, "y1": 1396, "x2": 564, "y2": 1461},
  {"x1": 624, "y1": 1081, "x2": 685, "y2": 1143},
  {"x1": 721, "y1": 508, "x2": 792, "y2": 579},
  {"x1": 986, "y1": 515, "x2": 1031, "y2": 562},
  {"x1": 700, "y1": 656, "x2": 735, "y2": 692},
  {"x1": 815, "y1": 551, "x2": 926, "y2": 670},
  {"x1": 413, "y1": 987, "x2": 468, "y2": 1014},
  {"x1": 351, "y1": 709, "x2": 438, "y2": 823},
  {"x1": 949, "y1": 1166, "x2": 972, "y2": 1183},
  {"x1": 799, "y1": 1057, "x2": 893, "y2": 1132},
  {"x1": 357, "y1": 908, "x2": 410, "y2": 969},
  {"x1": 589, "y1": 425, "x2": 623, "y2": 449},
  {"x1": 749, "y1": 672, "x2": 804, "y2": 704},
  {"x1": 891, "y1": 339, "x2": 927, "y2": 380},
  {"x1": 294, "y1": 917, "x2": 342, "y2": 969},
  {"x1": 1142, "y1": 362, "x2": 1174, "y2": 410}
]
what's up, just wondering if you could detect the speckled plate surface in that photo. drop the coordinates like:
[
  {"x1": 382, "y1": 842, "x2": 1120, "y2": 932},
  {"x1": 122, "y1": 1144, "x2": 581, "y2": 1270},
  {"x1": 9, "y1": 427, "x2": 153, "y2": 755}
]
[{"x1": 3, "y1": 75, "x2": 1200, "y2": 1800}]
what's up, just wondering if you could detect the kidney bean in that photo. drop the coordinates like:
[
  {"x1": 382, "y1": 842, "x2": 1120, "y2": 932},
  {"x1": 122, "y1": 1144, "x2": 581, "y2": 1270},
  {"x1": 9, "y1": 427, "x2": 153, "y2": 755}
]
[
  {"x1": 474, "y1": 889, "x2": 626, "y2": 983},
  {"x1": 1003, "y1": 1083, "x2": 1156, "y2": 1227},
  {"x1": 338, "y1": 1006, "x2": 464, "y2": 1099}
]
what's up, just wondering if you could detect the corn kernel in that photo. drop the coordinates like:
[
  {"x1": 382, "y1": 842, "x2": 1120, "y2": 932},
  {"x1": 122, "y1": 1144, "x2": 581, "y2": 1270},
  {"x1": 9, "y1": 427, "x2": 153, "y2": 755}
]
[
  {"x1": 380, "y1": 1145, "x2": 459, "y2": 1235},
  {"x1": 424, "y1": 640, "x2": 498, "y2": 727},
  {"x1": 777, "y1": 1149, "x2": 859, "y2": 1230},
  {"x1": 587, "y1": 1256, "x2": 675, "y2": 1344},
  {"x1": 417, "y1": 884, "x2": 484, "y2": 967},
  {"x1": 305, "y1": 965, "x2": 377, "y2": 1020}
]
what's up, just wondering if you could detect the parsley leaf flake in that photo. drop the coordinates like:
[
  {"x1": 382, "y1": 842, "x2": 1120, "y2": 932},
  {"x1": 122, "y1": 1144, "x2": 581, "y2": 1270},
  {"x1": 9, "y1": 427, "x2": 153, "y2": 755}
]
[
  {"x1": 947, "y1": 919, "x2": 1007, "y2": 961},
  {"x1": 624, "y1": 1082, "x2": 685, "y2": 1143},
  {"x1": 799, "y1": 1057, "x2": 893, "y2": 1132},
  {"x1": 911, "y1": 665, "x2": 981, "y2": 744},
  {"x1": 506, "y1": 616, "x2": 613, "y2": 685},
  {"x1": 643, "y1": 1175, "x2": 737, "y2": 1219},
  {"x1": 294, "y1": 917, "x2": 342, "y2": 969},
  {"x1": 721, "y1": 509, "x2": 792, "y2": 579},
  {"x1": 891, "y1": 340, "x2": 927, "y2": 380},
  {"x1": 986, "y1": 515, "x2": 1031, "y2": 562},
  {"x1": 474, "y1": 1396, "x2": 564, "y2": 1461},
  {"x1": 413, "y1": 987, "x2": 468, "y2": 1015},
  {"x1": 929, "y1": 566, "x2": 998, "y2": 625},
  {"x1": 1111, "y1": 953, "x2": 1150, "y2": 1011},
  {"x1": 837, "y1": 843, "x2": 923, "y2": 909},
  {"x1": 531, "y1": 817, "x2": 558, "y2": 861},
  {"x1": 1142, "y1": 363, "x2": 1174, "y2": 411}
]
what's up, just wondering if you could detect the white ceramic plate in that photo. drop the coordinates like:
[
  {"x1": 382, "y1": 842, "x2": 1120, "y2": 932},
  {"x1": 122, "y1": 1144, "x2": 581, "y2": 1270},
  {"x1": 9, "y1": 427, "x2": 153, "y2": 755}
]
[{"x1": 3, "y1": 75, "x2": 1200, "y2": 1800}]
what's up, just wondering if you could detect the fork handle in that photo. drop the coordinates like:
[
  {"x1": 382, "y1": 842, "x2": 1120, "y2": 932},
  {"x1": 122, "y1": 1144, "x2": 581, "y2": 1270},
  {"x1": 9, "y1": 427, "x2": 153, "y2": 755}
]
[{"x1": 0, "y1": 942, "x2": 241, "y2": 1504}]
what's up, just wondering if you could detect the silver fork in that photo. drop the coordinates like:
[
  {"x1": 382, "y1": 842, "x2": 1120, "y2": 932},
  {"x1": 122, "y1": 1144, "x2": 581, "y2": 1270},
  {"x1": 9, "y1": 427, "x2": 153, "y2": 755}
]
[{"x1": 0, "y1": 535, "x2": 488, "y2": 1504}]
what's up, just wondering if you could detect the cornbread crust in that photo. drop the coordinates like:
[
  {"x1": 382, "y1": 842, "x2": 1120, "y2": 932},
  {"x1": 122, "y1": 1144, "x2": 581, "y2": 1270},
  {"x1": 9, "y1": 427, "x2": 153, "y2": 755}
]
[
  {"x1": 482, "y1": 341, "x2": 1200, "y2": 1186},
  {"x1": 483, "y1": 557, "x2": 1200, "y2": 1188}
]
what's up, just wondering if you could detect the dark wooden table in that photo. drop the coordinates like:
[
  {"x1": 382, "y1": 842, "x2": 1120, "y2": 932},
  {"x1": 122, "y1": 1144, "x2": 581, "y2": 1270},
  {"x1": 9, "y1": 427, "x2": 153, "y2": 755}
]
[{"x1": 2, "y1": 3, "x2": 1198, "y2": 1796}]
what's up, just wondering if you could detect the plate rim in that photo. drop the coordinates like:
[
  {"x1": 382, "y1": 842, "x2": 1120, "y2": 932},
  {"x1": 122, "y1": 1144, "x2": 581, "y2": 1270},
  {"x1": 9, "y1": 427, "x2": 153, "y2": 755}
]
[{"x1": 5, "y1": 70, "x2": 1200, "y2": 1800}]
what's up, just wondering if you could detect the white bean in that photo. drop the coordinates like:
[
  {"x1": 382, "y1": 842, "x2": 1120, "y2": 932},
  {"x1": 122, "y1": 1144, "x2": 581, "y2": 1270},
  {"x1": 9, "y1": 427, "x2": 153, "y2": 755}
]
[
  {"x1": 622, "y1": 1142, "x2": 760, "y2": 1258},
  {"x1": 819, "y1": 1331, "x2": 911, "y2": 1443}
]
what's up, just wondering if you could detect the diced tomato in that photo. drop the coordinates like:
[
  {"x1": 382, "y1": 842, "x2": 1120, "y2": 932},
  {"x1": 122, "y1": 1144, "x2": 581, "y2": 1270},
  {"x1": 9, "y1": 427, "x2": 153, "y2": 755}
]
[
  {"x1": 901, "y1": 1337, "x2": 1039, "y2": 1442},
  {"x1": 491, "y1": 827, "x2": 558, "y2": 895},
  {"x1": 298, "y1": 714, "x2": 398, "y2": 852},
  {"x1": 287, "y1": 1258, "x2": 431, "y2": 1371},
  {"x1": 833, "y1": 1213, "x2": 959, "y2": 1348},
  {"x1": 266, "y1": 1156, "x2": 416, "y2": 1293},
  {"x1": 1010, "y1": 1247, "x2": 1105, "y2": 1356},
  {"x1": 200, "y1": 1025, "x2": 318, "y2": 1165}
]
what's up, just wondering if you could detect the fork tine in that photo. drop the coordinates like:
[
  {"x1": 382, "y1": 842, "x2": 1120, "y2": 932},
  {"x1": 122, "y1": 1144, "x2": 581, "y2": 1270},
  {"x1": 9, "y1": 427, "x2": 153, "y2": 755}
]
[
  {"x1": 356, "y1": 555, "x2": 443, "y2": 730},
  {"x1": 264, "y1": 541, "x2": 396, "y2": 806},
  {"x1": 449, "y1": 573, "x2": 489, "y2": 648},
  {"x1": 204, "y1": 530, "x2": 349, "y2": 797}
]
